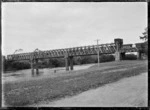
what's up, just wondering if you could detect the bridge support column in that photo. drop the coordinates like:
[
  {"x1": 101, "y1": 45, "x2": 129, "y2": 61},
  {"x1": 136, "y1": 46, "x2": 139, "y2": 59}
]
[
  {"x1": 114, "y1": 38, "x2": 123, "y2": 61},
  {"x1": 35, "y1": 59, "x2": 39, "y2": 75},
  {"x1": 65, "y1": 55, "x2": 69, "y2": 71},
  {"x1": 137, "y1": 51, "x2": 142, "y2": 60},
  {"x1": 69, "y1": 56, "x2": 74, "y2": 70},
  {"x1": 30, "y1": 59, "x2": 34, "y2": 75},
  {"x1": 115, "y1": 52, "x2": 121, "y2": 61}
]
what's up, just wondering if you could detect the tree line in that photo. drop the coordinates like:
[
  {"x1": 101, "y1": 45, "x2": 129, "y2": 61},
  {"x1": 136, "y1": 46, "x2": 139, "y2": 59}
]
[{"x1": 3, "y1": 54, "x2": 138, "y2": 72}]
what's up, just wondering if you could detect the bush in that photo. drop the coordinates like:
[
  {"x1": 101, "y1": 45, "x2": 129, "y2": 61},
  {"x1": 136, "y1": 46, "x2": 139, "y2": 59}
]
[
  {"x1": 73, "y1": 56, "x2": 96, "y2": 65},
  {"x1": 4, "y1": 61, "x2": 30, "y2": 72},
  {"x1": 100, "y1": 54, "x2": 115, "y2": 63},
  {"x1": 124, "y1": 54, "x2": 137, "y2": 60}
]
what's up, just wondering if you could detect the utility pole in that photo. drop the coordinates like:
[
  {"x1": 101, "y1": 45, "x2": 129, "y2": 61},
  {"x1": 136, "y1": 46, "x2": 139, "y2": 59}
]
[{"x1": 95, "y1": 39, "x2": 100, "y2": 67}]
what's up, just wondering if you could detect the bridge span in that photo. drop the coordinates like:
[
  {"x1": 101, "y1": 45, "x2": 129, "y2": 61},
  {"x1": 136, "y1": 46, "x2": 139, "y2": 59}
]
[{"x1": 6, "y1": 38, "x2": 144, "y2": 75}]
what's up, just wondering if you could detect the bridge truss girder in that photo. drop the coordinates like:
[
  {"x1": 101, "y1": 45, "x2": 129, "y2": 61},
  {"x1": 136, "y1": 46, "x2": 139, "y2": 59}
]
[{"x1": 7, "y1": 43, "x2": 117, "y2": 61}]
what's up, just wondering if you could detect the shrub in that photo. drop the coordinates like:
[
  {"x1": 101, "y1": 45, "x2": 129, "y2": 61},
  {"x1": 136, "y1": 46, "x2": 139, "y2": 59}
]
[
  {"x1": 124, "y1": 54, "x2": 137, "y2": 60},
  {"x1": 4, "y1": 61, "x2": 30, "y2": 72},
  {"x1": 100, "y1": 54, "x2": 115, "y2": 63}
]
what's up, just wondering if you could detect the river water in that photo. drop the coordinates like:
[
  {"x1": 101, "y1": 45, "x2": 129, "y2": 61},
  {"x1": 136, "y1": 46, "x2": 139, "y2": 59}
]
[{"x1": 2, "y1": 63, "x2": 95, "y2": 83}]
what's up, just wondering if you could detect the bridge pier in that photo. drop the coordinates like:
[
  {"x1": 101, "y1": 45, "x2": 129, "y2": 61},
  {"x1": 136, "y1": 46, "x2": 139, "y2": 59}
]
[
  {"x1": 69, "y1": 56, "x2": 74, "y2": 70},
  {"x1": 30, "y1": 59, "x2": 39, "y2": 75},
  {"x1": 65, "y1": 54, "x2": 74, "y2": 71},
  {"x1": 135, "y1": 43, "x2": 143, "y2": 60},
  {"x1": 137, "y1": 51, "x2": 142, "y2": 60},
  {"x1": 35, "y1": 59, "x2": 39, "y2": 75},
  {"x1": 30, "y1": 59, "x2": 34, "y2": 75},
  {"x1": 115, "y1": 51, "x2": 121, "y2": 61},
  {"x1": 65, "y1": 54, "x2": 69, "y2": 71},
  {"x1": 114, "y1": 38, "x2": 123, "y2": 61}
]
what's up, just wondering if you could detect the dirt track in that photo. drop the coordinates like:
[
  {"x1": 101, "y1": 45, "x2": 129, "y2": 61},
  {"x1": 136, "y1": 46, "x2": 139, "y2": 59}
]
[{"x1": 38, "y1": 72, "x2": 147, "y2": 107}]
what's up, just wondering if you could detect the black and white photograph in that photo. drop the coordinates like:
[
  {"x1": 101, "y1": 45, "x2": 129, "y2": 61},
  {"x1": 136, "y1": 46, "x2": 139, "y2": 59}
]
[{"x1": 1, "y1": 2, "x2": 148, "y2": 107}]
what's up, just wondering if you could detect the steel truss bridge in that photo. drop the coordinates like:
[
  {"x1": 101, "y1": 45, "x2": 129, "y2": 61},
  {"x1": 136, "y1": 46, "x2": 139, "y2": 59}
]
[
  {"x1": 6, "y1": 38, "x2": 144, "y2": 74},
  {"x1": 7, "y1": 43, "x2": 138, "y2": 61}
]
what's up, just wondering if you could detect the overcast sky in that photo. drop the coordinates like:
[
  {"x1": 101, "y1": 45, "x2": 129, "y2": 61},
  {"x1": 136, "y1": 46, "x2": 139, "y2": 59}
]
[{"x1": 2, "y1": 2, "x2": 147, "y2": 55}]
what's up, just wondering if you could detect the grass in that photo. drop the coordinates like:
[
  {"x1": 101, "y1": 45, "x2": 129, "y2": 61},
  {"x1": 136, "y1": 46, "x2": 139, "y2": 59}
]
[{"x1": 3, "y1": 60, "x2": 148, "y2": 107}]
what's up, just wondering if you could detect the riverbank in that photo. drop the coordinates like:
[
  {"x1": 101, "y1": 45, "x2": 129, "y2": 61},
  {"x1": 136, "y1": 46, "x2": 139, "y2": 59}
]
[{"x1": 3, "y1": 60, "x2": 147, "y2": 107}]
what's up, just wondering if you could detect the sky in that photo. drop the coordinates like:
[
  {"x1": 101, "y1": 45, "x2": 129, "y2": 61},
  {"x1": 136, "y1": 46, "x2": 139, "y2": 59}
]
[{"x1": 2, "y1": 2, "x2": 147, "y2": 55}]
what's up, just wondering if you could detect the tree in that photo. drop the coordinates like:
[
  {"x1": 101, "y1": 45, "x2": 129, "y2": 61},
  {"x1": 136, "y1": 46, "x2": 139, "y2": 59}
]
[
  {"x1": 139, "y1": 27, "x2": 148, "y2": 42},
  {"x1": 139, "y1": 27, "x2": 148, "y2": 56}
]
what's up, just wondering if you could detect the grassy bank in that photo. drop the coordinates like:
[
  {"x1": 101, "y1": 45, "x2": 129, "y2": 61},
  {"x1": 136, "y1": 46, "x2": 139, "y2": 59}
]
[{"x1": 3, "y1": 60, "x2": 147, "y2": 106}]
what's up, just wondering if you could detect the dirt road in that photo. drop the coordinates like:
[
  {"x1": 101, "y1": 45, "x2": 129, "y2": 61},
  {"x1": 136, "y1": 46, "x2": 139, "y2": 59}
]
[{"x1": 38, "y1": 72, "x2": 147, "y2": 107}]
